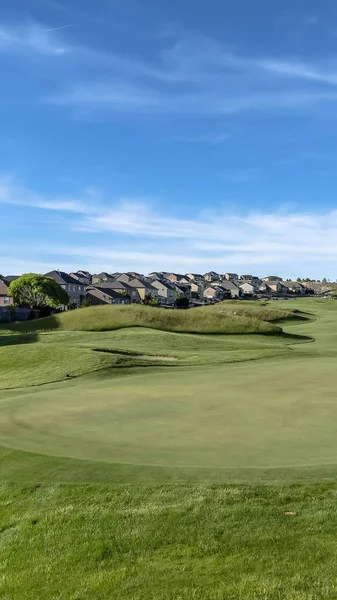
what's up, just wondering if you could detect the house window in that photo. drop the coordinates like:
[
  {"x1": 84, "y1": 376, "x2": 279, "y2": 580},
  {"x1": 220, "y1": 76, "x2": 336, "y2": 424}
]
[{"x1": 4, "y1": 296, "x2": 10, "y2": 305}]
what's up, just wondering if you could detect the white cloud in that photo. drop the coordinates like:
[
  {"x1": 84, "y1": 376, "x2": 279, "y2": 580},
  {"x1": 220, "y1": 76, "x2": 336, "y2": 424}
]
[
  {"x1": 2, "y1": 20, "x2": 337, "y2": 118},
  {"x1": 0, "y1": 23, "x2": 67, "y2": 55},
  {"x1": 0, "y1": 176, "x2": 96, "y2": 213}
]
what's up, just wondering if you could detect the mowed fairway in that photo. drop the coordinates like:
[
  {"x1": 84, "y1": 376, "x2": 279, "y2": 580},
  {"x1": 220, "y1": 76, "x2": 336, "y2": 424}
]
[
  {"x1": 2, "y1": 356, "x2": 337, "y2": 470},
  {"x1": 3, "y1": 299, "x2": 337, "y2": 600},
  {"x1": 0, "y1": 299, "x2": 337, "y2": 476}
]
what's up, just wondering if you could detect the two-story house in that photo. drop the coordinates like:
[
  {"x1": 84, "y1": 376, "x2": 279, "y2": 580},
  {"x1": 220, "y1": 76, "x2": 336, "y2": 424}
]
[
  {"x1": 86, "y1": 287, "x2": 131, "y2": 305},
  {"x1": 101, "y1": 280, "x2": 141, "y2": 303},
  {"x1": 45, "y1": 271, "x2": 85, "y2": 306},
  {"x1": 0, "y1": 277, "x2": 13, "y2": 307},
  {"x1": 150, "y1": 279, "x2": 177, "y2": 305}
]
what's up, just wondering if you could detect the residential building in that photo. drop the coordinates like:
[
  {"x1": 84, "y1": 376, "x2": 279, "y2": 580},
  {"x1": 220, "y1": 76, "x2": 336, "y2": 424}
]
[
  {"x1": 185, "y1": 273, "x2": 204, "y2": 281},
  {"x1": 172, "y1": 283, "x2": 191, "y2": 300},
  {"x1": 220, "y1": 280, "x2": 241, "y2": 298},
  {"x1": 166, "y1": 273, "x2": 184, "y2": 283},
  {"x1": 203, "y1": 286, "x2": 229, "y2": 300},
  {"x1": 100, "y1": 280, "x2": 141, "y2": 303},
  {"x1": 92, "y1": 272, "x2": 113, "y2": 284},
  {"x1": 45, "y1": 271, "x2": 85, "y2": 306},
  {"x1": 150, "y1": 279, "x2": 177, "y2": 305},
  {"x1": 189, "y1": 281, "x2": 204, "y2": 298},
  {"x1": 0, "y1": 278, "x2": 13, "y2": 307},
  {"x1": 224, "y1": 273, "x2": 239, "y2": 281},
  {"x1": 127, "y1": 278, "x2": 158, "y2": 301},
  {"x1": 70, "y1": 271, "x2": 92, "y2": 285},
  {"x1": 262, "y1": 275, "x2": 283, "y2": 282},
  {"x1": 86, "y1": 287, "x2": 131, "y2": 305},
  {"x1": 204, "y1": 271, "x2": 220, "y2": 282},
  {"x1": 240, "y1": 274, "x2": 255, "y2": 281},
  {"x1": 240, "y1": 282, "x2": 259, "y2": 295}
]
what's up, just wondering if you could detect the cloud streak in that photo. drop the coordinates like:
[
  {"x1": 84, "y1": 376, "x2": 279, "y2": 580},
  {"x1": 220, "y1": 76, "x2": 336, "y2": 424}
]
[
  {"x1": 2, "y1": 176, "x2": 337, "y2": 277},
  {"x1": 2, "y1": 21, "x2": 337, "y2": 118}
]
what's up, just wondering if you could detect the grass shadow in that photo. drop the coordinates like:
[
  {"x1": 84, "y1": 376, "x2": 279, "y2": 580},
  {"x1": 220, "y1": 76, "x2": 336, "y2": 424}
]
[{"x1": 0, "y1": 333, "x2": 39, "y2": 347}]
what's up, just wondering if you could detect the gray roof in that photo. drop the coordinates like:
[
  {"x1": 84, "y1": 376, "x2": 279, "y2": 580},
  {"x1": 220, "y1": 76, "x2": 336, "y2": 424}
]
[
  {"x1": 45, "y1": 271, "x2": 81, "y2": 285},
  {"x1": 87, "y1": 287, "x2": 130, "y2": 300},
  {"x1": 100, "y1": 281, "x2": 133, "y2": 290},
  {"x1": 4, "y1": 275, "x2": 19, "y2": 282},
  {"x1": 220, "y1": 280, "x2": 239, "y2": 291}
]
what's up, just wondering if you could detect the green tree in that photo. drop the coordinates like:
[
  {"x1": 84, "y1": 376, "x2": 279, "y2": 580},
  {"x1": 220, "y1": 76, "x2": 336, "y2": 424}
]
[
  {"x1": 142, "y1": 295, "x2": 160, "y2": 307},
  {"x1": 9, "y1": 274, "x2": 69, "y2": 309},
  {"x1": 296, "y1": 277, "x2": 302, "y2": 282}
]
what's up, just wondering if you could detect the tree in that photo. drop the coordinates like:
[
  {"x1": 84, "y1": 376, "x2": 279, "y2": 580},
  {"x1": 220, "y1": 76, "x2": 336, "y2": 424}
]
[
  {"x1": 142, "y1": 295, "x2": 160, "y2": 307},
  {"x1": 322, "y1": 278, "x2": 327, "y2": 283},
  {"x1": 296, "y1": 278, "x2": 302, "y2": 282},
  {"x1": 9, "y1": 273, "x2": 69, "y2": 310}
]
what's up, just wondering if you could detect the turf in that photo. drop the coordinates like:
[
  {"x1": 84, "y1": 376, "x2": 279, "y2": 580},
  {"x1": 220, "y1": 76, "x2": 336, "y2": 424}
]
[
  {"x1": 1, "y1": 301, "x2": 294, "y2": 335},
  {"x1": 1, "y1": 298, "x2": 337, "y2": 599}
]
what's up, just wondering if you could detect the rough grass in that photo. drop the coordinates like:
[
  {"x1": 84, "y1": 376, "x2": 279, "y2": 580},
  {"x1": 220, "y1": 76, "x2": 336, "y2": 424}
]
[
  {"x1": 1, "y1": 303, "x2": 289, "y2": 335},
  {"x1": 2, "y1": 481, "x2": 337, "y2": 600},
  {"x1": 208, "y1": 300, "x2": 301, "y2": 322}
]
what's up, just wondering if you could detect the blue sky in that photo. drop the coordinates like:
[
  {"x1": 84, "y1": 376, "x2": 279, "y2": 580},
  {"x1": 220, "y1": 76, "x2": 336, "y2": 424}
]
[{"x1": 2, "y1": 0, "x2": 337, "y2": 278}]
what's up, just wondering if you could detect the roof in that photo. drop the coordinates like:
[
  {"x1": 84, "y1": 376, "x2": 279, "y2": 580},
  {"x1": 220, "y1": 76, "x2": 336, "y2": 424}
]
[
  {"x1": 220, "y1": 281, "x2": 239, "y2": 291},
  {"x1": 128, "y1": 278, "x2": 156, "y2": 290},
  {"x1": 4, "y1": 275, "x2": 19, "y2": 282},
  {"x1": 45, "y1": 270, "x2": 80, "y2": 285},
  {"x1": 87, "y1": 287, "x2": 130, "y2": 300},
  {"x1": 151, "y1": 279, "x2": 176, "y2": 291},
  {"x1": 100, "y1": 281, "x2": 132, "y2": 290}
]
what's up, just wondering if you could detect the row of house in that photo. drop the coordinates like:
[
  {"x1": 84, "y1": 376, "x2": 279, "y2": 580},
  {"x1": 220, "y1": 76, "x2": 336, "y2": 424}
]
[{"x1": 0, "y1": 270, "x2": 312, "y2": 309}]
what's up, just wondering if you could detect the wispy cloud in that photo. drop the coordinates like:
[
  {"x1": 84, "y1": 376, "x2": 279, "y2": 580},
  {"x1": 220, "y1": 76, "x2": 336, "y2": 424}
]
[
  {"x1": 2, "y1": 20, "x2": 337, "y2": 118},
  {"x1": 0, "y1": 176, "x2": 96, "y2": 213},
  {"x1": 2, "y1": 177, "x2": 337, "y2": 277},
  {"x1": 0, "y1": 22, "x2": 67, "y2": 55}
]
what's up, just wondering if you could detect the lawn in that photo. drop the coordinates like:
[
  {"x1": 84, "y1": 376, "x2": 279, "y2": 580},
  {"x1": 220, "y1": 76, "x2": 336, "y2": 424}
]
[{"x1": 1, "y1": 299, "x2": 337, "y2": 599}]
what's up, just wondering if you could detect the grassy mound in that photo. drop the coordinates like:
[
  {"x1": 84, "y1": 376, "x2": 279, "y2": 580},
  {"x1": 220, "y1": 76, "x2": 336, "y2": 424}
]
[
  {"x1": 2, "y1": 304, "x2": 286, "y2": 335},
  {"x1": 208, "y1": 300, "x2": 300, "y2": 322}
]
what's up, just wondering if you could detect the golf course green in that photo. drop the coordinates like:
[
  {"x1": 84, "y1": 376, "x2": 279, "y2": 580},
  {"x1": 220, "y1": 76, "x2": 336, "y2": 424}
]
[{"x1": 2, "y1": 298, "x2": 337, "y2": 599}]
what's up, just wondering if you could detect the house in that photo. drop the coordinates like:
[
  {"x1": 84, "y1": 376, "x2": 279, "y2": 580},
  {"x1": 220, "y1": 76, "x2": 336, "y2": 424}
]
[
  {"x1": 267, "y1": 280, "x2": 287, "y2": 293},
  {"x1": 240, "y1": 282, "x2": 259, "y2": 295},
  {"x1": 86, "y1": 287, "x2": 131, "y2": 305},
  {"x1": 189, "y1": 281, "x2": 203, "y2": 298},
  {"x1": 100, "y1": 280, "x2": 141, "y2": 303},
  {"x1": 150, "y1": 279, "x2": 177, "y2": 305},
  {"x1": 262, "y1": 275, "x2": 283, "y2": 282},
  {"x1": 185, "y1": 273, "x2": 204, "y2": 281},
  {"x1": 224, "y1": 273, "x2": 239, "y2": 281},
  {"x1": 258, "y1": 282, "x2": 272, "y2": 294},
  {"x1": 127, "y1": 278, "x2": 158, "y2": 301},
  {"x1": 92, "y1": 272, "x2": 113, "y2": 284},
  {"x1": 70, "y1": 271, "x2": 92, "y2": 285},
  {"x1": 172, "y1": 283, "x2": 191, "y2": 299},
  {"x1": 0, "y1": 277, "x2": 13, "y2": 307},
  {"x1": 148, "y1": 272, "x2": 165, "y2": 280},
  {"x1": 166, "y1": 273, "x2": 185, "y2": 283},
  {"x1": 204, "y1": 271, "x2": 220, "y2": 282},
  {"x1": 240, "y1": 274, "x2": 254, "y2": 281},
  {"x1": 220, "y1": 280, "x2": 241, "y2": 298},
  {"x1": 204, "y1": 286, "x2": 230, "y2": 300},
  {"x1": 45, "y1": 271, "x2": 85, "y2": 306}
]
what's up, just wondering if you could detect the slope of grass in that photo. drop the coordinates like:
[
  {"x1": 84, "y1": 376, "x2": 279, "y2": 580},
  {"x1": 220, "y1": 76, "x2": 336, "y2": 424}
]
[
  {"x1": 2, "y1": 481, "x2": 337, "y2": 600},
  {"x1": 2, "y1": 298, "x2": 337, "y2": 599},
  {"x1": 0, "y1": 342, "x2": 145, "y2": 389},
  {"x1": 1, "y1": 303, "x2": 288, "y2": 335},
  {"x1": 207, "y1": 300, "x2": 301, "y2": 322}
]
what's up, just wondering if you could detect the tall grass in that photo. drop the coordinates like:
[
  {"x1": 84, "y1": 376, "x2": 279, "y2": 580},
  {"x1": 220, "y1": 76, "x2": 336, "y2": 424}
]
[
  {"x1": 2, "y1": 304, "x2": 285, "y2": 335},
  {"x1": 208, "y1": 301, "x2": 299, "y2": 322}
]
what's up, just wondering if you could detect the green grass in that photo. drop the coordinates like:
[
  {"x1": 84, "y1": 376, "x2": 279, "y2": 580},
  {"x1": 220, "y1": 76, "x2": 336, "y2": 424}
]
[
  {"x1": 1, "y1": 302, "x2": 294, "y2": 335},
  {"x1": 1, "y1": 298, "x2": 337, "y2": 598},
  {"x1": 3, "y1": 482, "x2": 337, "y2": 599}
]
